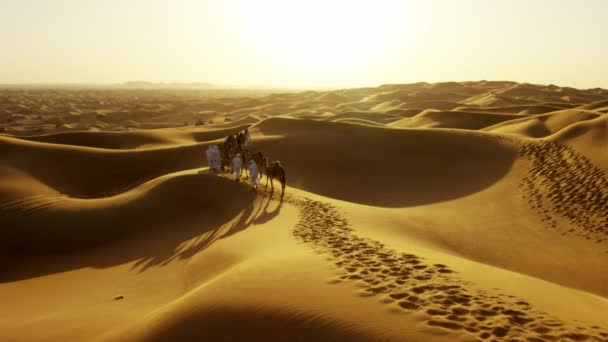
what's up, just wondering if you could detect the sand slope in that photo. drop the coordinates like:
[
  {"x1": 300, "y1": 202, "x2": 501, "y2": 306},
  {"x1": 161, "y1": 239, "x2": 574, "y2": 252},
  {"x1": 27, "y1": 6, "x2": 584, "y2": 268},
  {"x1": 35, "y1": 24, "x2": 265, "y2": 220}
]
[
  {"x1": 483, "y1": 109, "x2": 603, "y2": 138},
  {"x1": 389, "y1": 110, "x2": 523, "y2": 130}
]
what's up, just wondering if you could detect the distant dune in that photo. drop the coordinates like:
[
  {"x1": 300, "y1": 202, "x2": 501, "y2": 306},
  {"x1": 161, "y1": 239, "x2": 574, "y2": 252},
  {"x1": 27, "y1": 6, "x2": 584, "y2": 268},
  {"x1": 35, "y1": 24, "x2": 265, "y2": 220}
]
[
  {"x1": 483, "y1": 109, "x2": 603, "y2": 138},
  {"x1": 389, "y1": 109, "x2": 524, "y2": 130},
  {"x1": 1, "y1": 81, "x2": 608, "y2": 342}
]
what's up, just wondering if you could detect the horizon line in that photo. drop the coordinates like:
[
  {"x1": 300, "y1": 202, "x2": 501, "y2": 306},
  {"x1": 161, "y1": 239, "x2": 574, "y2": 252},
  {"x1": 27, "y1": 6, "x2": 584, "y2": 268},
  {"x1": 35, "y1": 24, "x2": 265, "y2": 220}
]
[{"x1": 1, "y1": 80, "x2": 607, "y2": 92}]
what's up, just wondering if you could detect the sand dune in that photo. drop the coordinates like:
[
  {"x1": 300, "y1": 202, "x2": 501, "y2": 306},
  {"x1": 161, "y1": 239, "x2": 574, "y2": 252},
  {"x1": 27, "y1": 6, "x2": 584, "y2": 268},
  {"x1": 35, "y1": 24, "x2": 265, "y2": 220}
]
[
  {"x1": 459, "y1": 92, "x2": 537, "y2": 107},
  {"x1": 6, "y1": 81, "x2": 604, "y2": 137},
  {"x1": 332, "y1": 118, "x2": 387, "y2": 127},
  {"x1": 0, "y1": 136, "x2": 209, "y2": 197},
  {"x1": 21, "y1": 130, "x2": 180, "y2": 149},
  {"x1": 385, "y1": 108, "x2": 424, "y2": 117},
  {"x1": 1, "y1": 169, "x2": 253, "y2": 256},
  {"x1": 577, "y1": 99, "x2": 608, "y2": 112},
  {"x1": 551, "y1": 113, "x2": 608, "y2": 168},
  {"x1": 483, "y1": 109, "x2": 603, "y2": 138},
  {"x1": 370, "y1": 99, "x2": 406, "y2": 111},
  {"x1": 203, "y1": 115, "x2": 260, "y2": 129},
  {"x1": 323, "y1": 111, "x2": 401, "y2": 124},
  {"x1": 454, "y1": 104, "x2": 571, "y2": 114},
  {"x1": 251, "y1": 117, "x2": 517, "y2": 207},
  {"x1": 1, "y1": 81, "x2": 608, "y2": 342},
  {"x1": 389, "y1": 109, "x2": 523, "y2": 130}
]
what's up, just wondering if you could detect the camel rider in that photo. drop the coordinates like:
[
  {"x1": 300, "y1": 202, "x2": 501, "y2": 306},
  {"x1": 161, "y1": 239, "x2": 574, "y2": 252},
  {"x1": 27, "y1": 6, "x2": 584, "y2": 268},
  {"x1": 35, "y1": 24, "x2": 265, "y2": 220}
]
[
  {"x1": 226, "y1": 135, "x2": 236, "y2": 149},
  {"x1": 244, "y1": 128, "x2": 251, "y2": 146},
  {"x1": 232, "y1": 153, "x2": 243, "y2": 181},
  {"x1": 248, "y1": 160, "x2": 259, "y2": 189}
]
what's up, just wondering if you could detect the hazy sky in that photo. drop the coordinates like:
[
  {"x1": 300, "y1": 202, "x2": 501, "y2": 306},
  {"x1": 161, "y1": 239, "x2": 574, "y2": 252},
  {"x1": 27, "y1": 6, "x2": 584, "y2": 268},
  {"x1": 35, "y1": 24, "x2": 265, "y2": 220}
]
[{"x1": 1, "y1": 0, "x2": 607, "y2": 88}]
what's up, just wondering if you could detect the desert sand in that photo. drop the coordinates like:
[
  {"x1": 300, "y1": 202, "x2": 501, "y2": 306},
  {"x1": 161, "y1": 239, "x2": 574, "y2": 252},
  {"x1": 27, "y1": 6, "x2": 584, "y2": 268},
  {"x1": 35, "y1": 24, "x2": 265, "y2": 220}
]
[{"x1": 1, "y1": 81, "x2": 608, "y2": 341}]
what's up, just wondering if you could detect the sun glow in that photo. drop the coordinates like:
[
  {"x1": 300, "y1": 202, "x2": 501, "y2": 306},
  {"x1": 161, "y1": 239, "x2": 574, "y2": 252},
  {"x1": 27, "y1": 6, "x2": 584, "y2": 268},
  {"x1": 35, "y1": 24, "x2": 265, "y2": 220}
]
[
  {"x1": 237, "y1": 0, "x2": 407, "y2": 81},
  {"x1": 2, "y1": 0, "x2": 607, "y2": 87}
]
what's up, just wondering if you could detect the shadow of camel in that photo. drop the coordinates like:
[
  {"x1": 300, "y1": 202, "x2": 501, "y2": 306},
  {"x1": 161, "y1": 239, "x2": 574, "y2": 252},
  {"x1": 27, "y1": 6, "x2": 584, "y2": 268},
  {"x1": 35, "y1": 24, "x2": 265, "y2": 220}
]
[
  {"x1": 131, "y1": 189, "x2": 283, "y2": 272},
  {"x1": 0, "y1": 174, "x2": 284, "y2": 282}
]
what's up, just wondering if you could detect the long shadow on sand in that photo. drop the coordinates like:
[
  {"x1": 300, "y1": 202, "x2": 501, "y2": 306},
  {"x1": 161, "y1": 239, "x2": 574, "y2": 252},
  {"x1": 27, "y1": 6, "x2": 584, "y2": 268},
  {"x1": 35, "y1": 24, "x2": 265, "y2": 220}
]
[
  {"x1": 0, "y1": 175, "x2": 283, "y2": 283},
  {"x1": 131, "y1": 188, "x2": 283, "y2": 271}
]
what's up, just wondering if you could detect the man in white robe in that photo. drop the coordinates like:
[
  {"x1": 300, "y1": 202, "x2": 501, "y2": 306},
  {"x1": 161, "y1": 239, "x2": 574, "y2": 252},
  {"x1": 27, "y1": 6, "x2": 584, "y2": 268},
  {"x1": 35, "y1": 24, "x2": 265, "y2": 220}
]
[
  {"x1": 232, "y1": 153, "x2": 242, "y2": 181},
  {"x1": 248, "y1": 160, "x2": 259, "y2": 189}
]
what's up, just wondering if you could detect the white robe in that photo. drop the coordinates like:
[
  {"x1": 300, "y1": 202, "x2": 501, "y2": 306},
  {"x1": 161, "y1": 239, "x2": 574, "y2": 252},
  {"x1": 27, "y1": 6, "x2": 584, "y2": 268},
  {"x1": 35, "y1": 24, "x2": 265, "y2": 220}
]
[
  {"x1": 207, "y1": 145, "x2": 221, "y2": 171},
  {"x1": 249, "y1": 161, "x2": 259, "y2": 188},
  {"x1": 232, "y1": 155, "x2": 242, "y2": 180},
  {"x1": 211, "y1": 146, "x2": 221, "y2": 171},
  {"x1": 206, "y1": 146, "x2": 214, "y2": 170}
]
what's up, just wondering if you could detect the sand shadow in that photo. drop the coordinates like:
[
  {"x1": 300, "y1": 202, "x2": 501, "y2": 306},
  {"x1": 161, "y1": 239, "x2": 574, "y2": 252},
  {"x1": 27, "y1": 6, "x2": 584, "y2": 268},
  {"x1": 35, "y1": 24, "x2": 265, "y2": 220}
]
[
  {"x1": 0, "y1": 174, "x2": 284, "y2": 282},
  {"x1": 130, "y1": 188, "x2": 282, "y2": 272}
]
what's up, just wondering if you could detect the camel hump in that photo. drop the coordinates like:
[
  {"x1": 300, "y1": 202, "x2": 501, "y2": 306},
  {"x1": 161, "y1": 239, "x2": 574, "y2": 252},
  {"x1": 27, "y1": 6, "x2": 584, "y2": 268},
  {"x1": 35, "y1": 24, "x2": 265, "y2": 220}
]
[{"x1": 272, "y1": 161, "x2": 282, "y2": 168}]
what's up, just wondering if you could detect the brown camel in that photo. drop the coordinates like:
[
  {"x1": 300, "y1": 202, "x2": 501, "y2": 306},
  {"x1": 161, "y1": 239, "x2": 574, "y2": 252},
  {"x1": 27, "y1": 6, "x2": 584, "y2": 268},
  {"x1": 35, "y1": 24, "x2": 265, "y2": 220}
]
[
  {"x1": 224, "y1": 135, "x2": 237, "y2": 153},
  {"x1": 218, "y1": 143, "x2": 233, "y2": 172},
  {"x1": 239, "y1": 148, "x2": 250, "y2": 179},
  {"x1": 264, "y1": 158, "x2": 286, "y2": 196}
]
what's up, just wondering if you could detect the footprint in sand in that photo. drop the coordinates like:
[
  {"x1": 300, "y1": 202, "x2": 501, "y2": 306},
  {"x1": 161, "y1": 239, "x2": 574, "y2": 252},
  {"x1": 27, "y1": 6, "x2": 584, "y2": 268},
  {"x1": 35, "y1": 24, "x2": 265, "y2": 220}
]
[
  {"x1": 285, "y1": 195, "x2": 608, "y2": 341},
  {"x1": 520, "y1": 141, "x2": 608, "y2": 243}
]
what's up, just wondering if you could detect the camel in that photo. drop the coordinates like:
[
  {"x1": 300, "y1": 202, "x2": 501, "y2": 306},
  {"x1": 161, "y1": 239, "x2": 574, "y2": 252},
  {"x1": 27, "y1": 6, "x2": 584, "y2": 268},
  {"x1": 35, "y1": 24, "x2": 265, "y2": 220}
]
[
  {"x1": 237, "y1": 131, "x2": 245, "y2": 147},
  {"x1": 224, "y1": 135, "x2": 237, "y2": 153},
  {"x1": 218, "y1": 143, "x2": 233, "y2": 172},
  {"x1": 264, "y1": 158, "x2": 286, "y2": 196},
  {"x1": 238, "y1": 148, "x2": 250, "y2": 179}
]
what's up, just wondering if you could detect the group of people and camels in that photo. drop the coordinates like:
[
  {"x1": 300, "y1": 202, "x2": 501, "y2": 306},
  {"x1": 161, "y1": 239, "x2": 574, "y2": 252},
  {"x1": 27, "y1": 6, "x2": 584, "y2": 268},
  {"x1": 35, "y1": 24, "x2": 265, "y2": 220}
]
[{"x1": 206, "y1": 128, "x2": 286, "y2": 195}]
